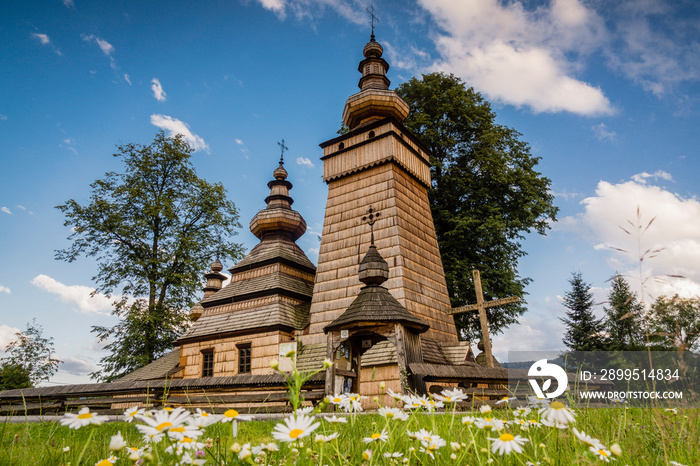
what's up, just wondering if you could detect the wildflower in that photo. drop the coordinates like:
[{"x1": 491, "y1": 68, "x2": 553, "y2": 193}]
[
  {"x1": 123, "y1": 406, "x2": 145, "y2": 422},
  {"x1": 270, "y1": 358, "x2": 279, "y2": 370},
  {"x1": 60, "y1": 407, "x2": 109, "y2": 430},
  {"x1": 271, "y1": 414, "x2": 320, "y2": 442},
  {"x1": 461, "y1": 415, "x2": 477, "y2": 425},
  {"x1": 387, "y1": 388, "x2": 404, "y2": 402},
  {"x1": 322, "y1": 358, "x2": 333, "y2": 369},
  {"x1": 433, "y1": 388, "x2": 468, "y2": 403},
  {"x1": 669, "y1": 462, "x2": 688, "y2": 466},
  {"x1": 513, "y1": 407, "x2": 531, "y2": 417},
  {"x1": 380, "y1": 381, "x2": 386, "y2": 391},
  {"x1": 539, "y1": 401, "x2": 575, "y2": 426},
  {"x1": 126, "y1": 447, "x2": 144, "y2": 461},
  {"x1": 475, "y1": 417, "x2": 505, "y2": 431},
  {"x1": 383, "y1": 452, "x2": 403, "y2": 458},
  {"x1": 180, "y1": 451, "x2": 206, "y2": 465},
  {"x1": 407, "y1": 428, "x2": 434, "y2": 441},
  {"x1": 109, "y1": 432, "x2": 127, "y2": 451},
  {"x1": 540, "y1": 419, "x2": 569, "y2": 429},
  {"x1": 450, "y1": 442, "x2": 461, "y2": 451},
  {"x1": 328, "y1": 393, "x2": 346, "y2": 405},
  {"x1": 231, "y1": 442, "x2": 242, "y2": 453},
  {"x1": 480, "y1": 404, "x2": 492, "y2": 414},
  {"x1": 363, "y1": 429, "x2": 388, "y2": 443},
  {"x1": 167, "y1": 423, "x2": 202, "y2": 442},
  {"x1": 527, "y1": 396, "x2": 550, "y2": 408},
  {"x1": 378, "y1": 407, "x2": 408, "y2": 421},
  {"x1": 590, "y1": 446, "x2": 616, "y2": 462},
  {"x1": 450, "y1": 453, "x2": 457, "y2": 460},
  {"x1": 136, "y1": 407, "x2": 190, "y2": 443},
  {"x1": 420, "y1": 434, "x2": 447, "y2": 457},
  {"x1": 610, "y1": 443, "x2": 622, "y2": 457},
  {"x1": 294, "y1": 406, "x2": 315, "y2": 416},
  {"x1": 489, "y1": 433, "x2": 529, "y2": 455},
  {"x1": 94, "y1": 456, "x2": 117, "y2": 466},
  {"x1": 220, "y1": 409, "x2": 254, "y2": 422},
  {"x1": 339, "y1": 393, "x2": 364, "y2": 412},
  {"x1": 495, "y1": 396, "x2": 516, "y2": 404},
  {"x1": 573, "y1": 428, "x2": 603, "y2": 448},
  {"x1": 323, "y1": 415, "x2": 348, "y2": 424},
  {"x1": 405, "y1": 395, "x2": 443, "y2": 411},
  {"x1": 191, "y1": 408, "x2": 221, "y2": 427},
  {"x1": 238, "y1": 443, "x2": 253, "y2": 462},
  {"x1": 314, "y1": 433, "x2": 339, "y2": 443},
  {"x1": 665, "y1": 408, "x2": 678, "y2": 415},
  {"x1": 362, "y1": 449, "x2": 372, "y2": 461},
  {"x1": 62, "y1": 446, "x2": 70, "y2": 452},
  {"x1": 165, "y1": 437, "x2": 205, "y2": 454}
]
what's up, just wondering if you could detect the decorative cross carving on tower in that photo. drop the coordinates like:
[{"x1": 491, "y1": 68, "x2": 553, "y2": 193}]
[
  {"x1": 447, "y1": 270, "x2": 520, "y2": 368},
  {"x1": 362, "y1": 205, "x2": 381, "y2": 246},
  {"x1": 277, "y1": 139, "x2": 288, "y2": 164},
  {"x1": 365, "y1": 3, "x2": 379, "y2": 38}
]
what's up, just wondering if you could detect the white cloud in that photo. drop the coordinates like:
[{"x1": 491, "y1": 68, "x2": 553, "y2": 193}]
[
  {"x1": 31, "y1": 274, "x2": 114, "y2": 315},
  {"x1": 0, "y1": 285, "x2": 10, "y2": 294},
  {"x1": 592, "y1": 123, "x2": 616, "y2": 142},
  {"x1": 124, "y1": 73, "x2": 131, "y2": 85},
  {"x1": 150, "y1": 114, "x2": 209, "y2": 152},
  {"x1": 254, "y1": 0, "x2": 364, "y2": 24},
  {"x1": 82, "y1": 34, "x2": 114, "y2": 56},
  {"x1": 32, "y1": 33, "x2": 51, "y2": 45},
  {"x1": 492, "y1": 312, "x2": 567, "y2": 361},
  {"x1": 411, "y1": 0, "x2": 614, "y2": 116},
  {"x1": 151, "y1": 78, "x2": 166, "y2": 101},
  {"x1": 0, "y1": 325, "x2": 20, "y2": 351},
  {"x1": 63, "y1": 0, "x2": 75, "y2": 8},
  {"x1": 1, "y1": 207, "x2": 11, "y2": 214},
  {"x1": 235, "y1": 139, "x2": 244, "y2": 145},
  {"x1": 567, "y1": 174, "x2": 700, "y2": 300},
  {"x1": 60, "y1": 356, "x2": 98, "y2": 375},
  {"x1": 296, "y1": 156, "x2": 314, "y2": 168}
]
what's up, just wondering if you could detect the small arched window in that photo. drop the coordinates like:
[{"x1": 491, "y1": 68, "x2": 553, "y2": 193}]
[{"x1": 368, "y1": 131, "x2": 375, "y2": 139}]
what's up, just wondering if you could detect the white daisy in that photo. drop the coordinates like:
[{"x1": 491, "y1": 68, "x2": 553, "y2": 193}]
[
  {"x1": 513, "y1": 407, "x2": 531, "y2": 417},
  {"x1": 383, "y1": 452, "x2": 404, "y2": 458},
  {"x1": 271, "y1": 414, "x2": 320, "y2": 442},
  {"x1": 573, "y1": 428, "x2": 603, "y2": 448},
  {"x1": 665, "y1": 408, "x2": 678, "y2": 415},
  {"x1": 461, "y1": 415, "x2": 477, "y2": 425},
  {"x1": 328, "y1": 393, "x2": 346, "y2": 405},
  {"x1": 60, "y1": 407, "x2": 109, "y2": 430},
  {"x1": 323, "y1": 415, "x2": 348, "y2": 424},
  {"x1": 135, "y1": 407, "x2": 191, "y2": 443},
  {"x1": 122, "y1": 406, "x2": 145, "y2": 423},
  {"x1": 475, "y1": 417, "x2": 505, "y2": 431},
  {"x1": 433, "y1": 388, "x2": 468, "y2": 403},
  {"x1": 541, "y1": 419, "x2": 569, "y2": 429},
  {"x1": 339, "y1": 393, "x2": 364, "y2": 412},
  {"x1": 590, "y1": 446, "x2": 616, "y2": 462},
  {"x1": 108, "y1": 431, "x2": 126, "y2": 451},
  {"x1": 191, "y1": 408, "x2": 221, "y2": 427},
  {"x1": 220, "y1": 408, "x2": 254, "y2": 422},
  {"x1": 480, "y1": 404, "x2": 492, "y2": 414},
  {"x1": 378, "y1": 407, "x2": 409, "y2": 421},
  {"x1": 295, "y1": 406, "x2": 315, "y2": 416},
  {"x1": 489, "y1": 433, "x2": 529, "y2": 455},
  {"x1": 167, "y1": 423, "x2": 202, "y2": 441},
  {"x1": 539, "y1": 401, "x2": 575, "y2": 426},
  {"x1": 495, "y1": 396, "x2": 516, "y2": 404},
  {"x1": 314, "y1": 433, "x2": 339, "y2": 443},
  {"x1": 94, "y1": 456, "x2": 117, "y2": 466},
  {"x1": 363, "y1": 429, "x2": 389, "y2": 443}
]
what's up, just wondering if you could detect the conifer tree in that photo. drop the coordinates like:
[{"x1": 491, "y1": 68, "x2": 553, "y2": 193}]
[
  {"x1": 603, "y1": 274, "x2": 645, "y2": 351},
  {"x1": 560, "y1": 271, "x2": 605, "y2": 351}
]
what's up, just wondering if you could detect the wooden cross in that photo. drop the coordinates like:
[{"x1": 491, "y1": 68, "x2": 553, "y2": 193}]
[{"x1": 447, "y1": 270, "x2": 520, "y2": 368}]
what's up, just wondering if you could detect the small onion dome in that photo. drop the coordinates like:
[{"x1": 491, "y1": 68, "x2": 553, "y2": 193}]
[
  {"x1": 358, "y1": 245, "x2": 389, "y2": 285},
  {"x1": 273, "y1": 161, "x2": 288, "y2": 181},
  {"x1": 189, "y1": 301, "x2": 204, "y2": 322},
  {"x1": 363, "y1": 38, "x2": 384, "y2": 59},
  {"x1": 210, "y1": 258, "x2": 224, "y2": 273}
]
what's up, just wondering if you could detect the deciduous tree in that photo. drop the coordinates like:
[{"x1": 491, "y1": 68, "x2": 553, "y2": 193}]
[
  {"x1": 649, "y1": 295, "x2": 700, "y2": 351},
  {"x1": 56, "y1": 132, "x2": 244, "y2": 381},
  {"x1": 396, "y1": 72, "x2": 558, "y2": 339},
  {"x1": 1, "y1": 319, "x2": 60, "y2": 387}
]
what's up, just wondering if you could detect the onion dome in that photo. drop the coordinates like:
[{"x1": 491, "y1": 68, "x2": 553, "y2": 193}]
[
  {"x1": 324, "y1": 245, "x2": 429, "y2": 334},
  {"x1": 189, "y1": 301, "x2": 204, "y2": 322},
  {"x1": 342, "y1": 35, "x2": 410, "y2": 129},
  {"x1": 203, "y1": 258, "x2": 228, "y2": 297},
  {"x1": 249, "y1": 158, "x2": 307, "y2": 241}
]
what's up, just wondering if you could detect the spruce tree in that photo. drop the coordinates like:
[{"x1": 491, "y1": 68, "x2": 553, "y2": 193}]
[
  {"x1": 603, "y1": 274, "x2": 644, "y2": 351},
  {"x1": 560, "y1": 271, "x2": 605, "y2": 351}
]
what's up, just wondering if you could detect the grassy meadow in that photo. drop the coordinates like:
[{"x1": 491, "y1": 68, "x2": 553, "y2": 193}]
[{"x1": 1, "y1": 400, "x2": 697, "y2": 465}]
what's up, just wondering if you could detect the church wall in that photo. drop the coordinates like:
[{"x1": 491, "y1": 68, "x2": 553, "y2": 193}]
[
  {"x1": 306, "y1": 159, "x2": 459, "y2": 346},
  {"x1": 178, "y1": 330, "x2": 294, "y2": 378},
  {"x1": 359, "y1": 364, "x2": 401, "y2": 408}
]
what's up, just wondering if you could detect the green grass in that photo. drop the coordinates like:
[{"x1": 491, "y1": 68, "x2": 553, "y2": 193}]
[{"x1": 1, "y1": 404, "x2": 698, "y2": 465}]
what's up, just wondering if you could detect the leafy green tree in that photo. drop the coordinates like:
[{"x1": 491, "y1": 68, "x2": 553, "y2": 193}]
[
  {"x1": 56, "y1": 132, "x2": 244, "y2": 381},
  {"x1": 560, "y1": 271, "x2": 606, "y2": 351},
  {"x1": 396, "y1": 72, "x2": 558, "y2": 339},
  {"x1": 603, "y1": 274, "x2": 645, "y2": 351},
  {"x1": 1, "y1": 319, "x2": 60, "y2": 387},
  {"x1": 649, "y1": 295, "x2": 700, "y2": 351}
]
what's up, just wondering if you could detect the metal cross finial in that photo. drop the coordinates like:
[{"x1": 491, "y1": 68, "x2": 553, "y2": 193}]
[
  {"x1": 366, "y1": 3, "x2": 379, "y2": 38},
  {"x1": 362, "y1": 205, "x2": 381, "y2": 245},
  {"x1": 277, "y1": 139, "x2": 288, "y2": 164}
]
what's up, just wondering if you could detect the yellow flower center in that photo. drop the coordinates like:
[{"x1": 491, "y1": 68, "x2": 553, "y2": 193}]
[
  {"x1": 550, "y1": 401, "x2": 565, "y2": 410},
  {"x1": 224, "y1": 409, "x2": 239, "y2": 418},
  {"x1": 289, "y1": 428, "x2": 304, "y2": 439},
  {"x1": 371, "y1": 433, "x2": 382, "y2": 440},
  {"x1": 171, "y1": 426, "x2": 185, "y2": 433},
  {"x1": 500, "y1": 434, "x2": 515, "y2": 442},
  {"x1": 599, "y1": 450, "x2": 608, "y2": 456},
  {"x1": 77, "y1": 412, "x2": 93, "y2": 419},
  {"x1": 333, "y1": 398, "x2": 342, "y2": 403},
  {"x1": 164, "y1": 407, "x2": 173, "y2": 411},
  {"x1": 181, "y1": 437, "x2": 193, "y2": 444},
  {"x1": 444, "y1": 397, "x2": 451, "y2": 402},
  {"x1": 156, "y1": 421, "x2": 172, "y2": 431},
  {"x1": 96, "y1": 460, "x2": 112, "y2": 466},
  {"x1": 202, "y1": 412, "x2": 209, "y2": 417},
  {"x1": 386, "y1": 413, "x2": 394, "y2": 418}
]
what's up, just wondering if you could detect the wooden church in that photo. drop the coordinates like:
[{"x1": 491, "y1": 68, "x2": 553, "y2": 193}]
[{"x1": 2, "y1": 33, "x2": 521, "y2": 415}]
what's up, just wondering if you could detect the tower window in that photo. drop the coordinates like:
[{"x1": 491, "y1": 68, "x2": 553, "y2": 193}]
[
  {"x1": 368, "y1": 131, "x2": 375, "y2": 139},
  {"x1": 339, "y1": 142, "x2": 344, "y2": 150},
  {"x1": 201, "y1": 349, "x2": 214, "y2": 378},
  {"x1": 238, "y1": 343, "x2": 252, "y2": 374}
]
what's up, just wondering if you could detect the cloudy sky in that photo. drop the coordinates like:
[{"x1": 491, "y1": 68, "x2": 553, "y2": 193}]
[{"x1": 2, "y1": 0, "x2": 699, "y2": 384}]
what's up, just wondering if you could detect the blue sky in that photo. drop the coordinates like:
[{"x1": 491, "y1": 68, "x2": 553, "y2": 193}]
[{"x1": 2, "y1": 0, "x2": 699, "y2": 384}]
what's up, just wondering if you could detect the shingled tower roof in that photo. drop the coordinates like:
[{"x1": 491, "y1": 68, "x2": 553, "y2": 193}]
[{"x1": 324, "y1": 244, "x2": 429, "y2": 334}]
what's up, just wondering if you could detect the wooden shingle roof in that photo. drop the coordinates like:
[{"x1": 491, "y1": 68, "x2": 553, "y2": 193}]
[
  {"x1": 201, "y1": 271, "x2": 313, "y2": 306},
  {"x1": 118, "y1": 350, "x2": 181, "y2": 382},
  {"x1": 229, "y1": 238, "x2": 315, "y2": 274},
  {"x1": 176, "y1": 302, "x2": 310, "y2": 344}
]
